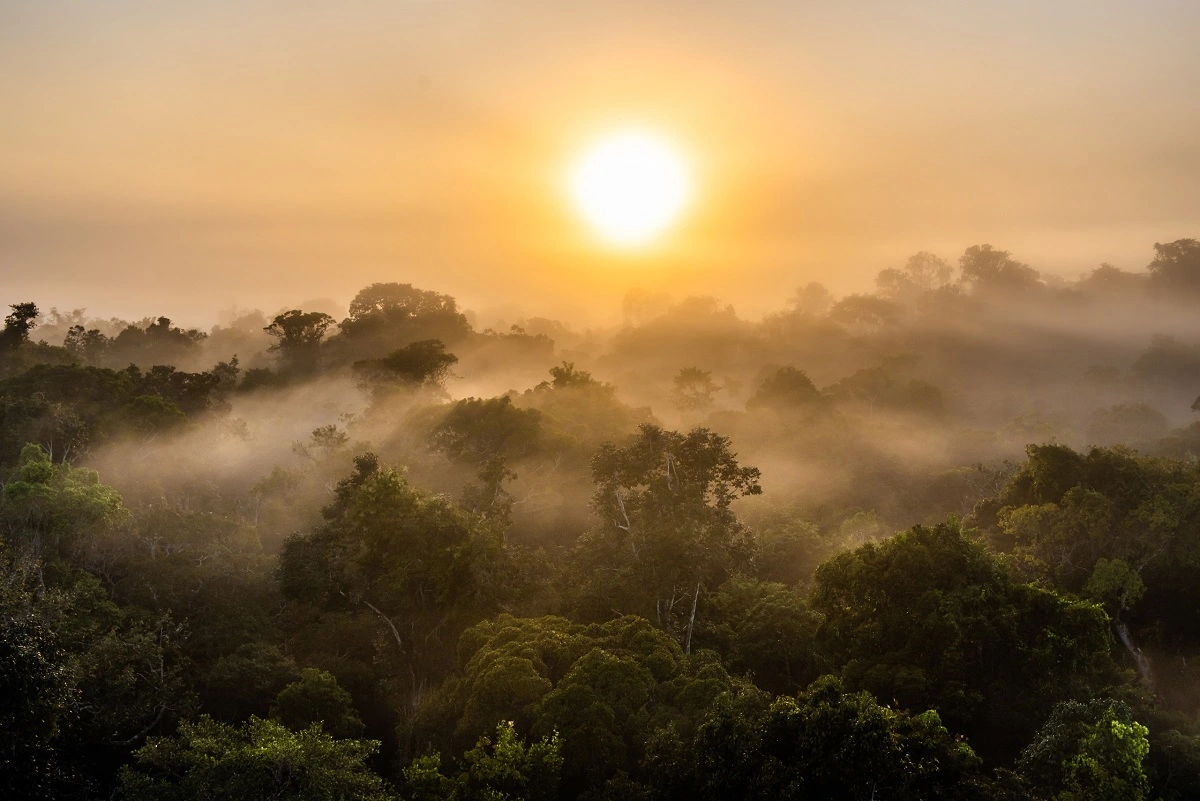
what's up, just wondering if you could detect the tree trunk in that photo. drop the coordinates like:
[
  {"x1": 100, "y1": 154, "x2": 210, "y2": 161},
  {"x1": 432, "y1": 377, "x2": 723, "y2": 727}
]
[
  {"x1": 684, "y1": 582, "x2": 701, "y2": 654},
  {"x1": 360, "y1": 597, "x2": 406, "y2": 654},
  {"x1": 1115, "y1": 620, "x2": 1154, "y2": 690}
]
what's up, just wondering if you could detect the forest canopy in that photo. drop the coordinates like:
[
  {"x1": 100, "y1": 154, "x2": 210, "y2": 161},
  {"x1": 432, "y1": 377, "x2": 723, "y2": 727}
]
[{"x1": 5, "y1": 241, "x2": 1200, "y2": 800}]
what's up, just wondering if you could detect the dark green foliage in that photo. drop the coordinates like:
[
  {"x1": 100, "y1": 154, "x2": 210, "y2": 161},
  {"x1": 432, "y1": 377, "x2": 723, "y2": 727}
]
[
  {"x1": 1, "y1": 302, "x2": 39, "y2": 351},
  {"x1": 0, "y1": 578, "x2": 76, "y2": 799},
  {"x1": 352, "y1": 339, "x2": 458, "y2": 397},
  {"x1": 0, "y1": 363, "x2": 229, "y2": 464},
  {"x1": 1, "y1": 443, "x2": 125, "y2": 564},
  {"x1": 272, "y1": 668, "x2": 365, "y2": 739},
  {"x1": 404, "y1": 721, "x2": 561, "y2": 801},
  {"x1": 572, "y1": 425, "x2": 760, "y2": 645},
  {"x1": 105, "y1": 317, "x2": 206, "y2": 369},
  {"x1": 279, "y1": 453, "x2": 526, "y2": 714},
  {"x1": 646, "y1": 676, "x2": 986, "y2": 801},
  {"x1": 1017, "y1": 698, "x2": 1150, "y2": 801},
  {"x1": 431, "y1": 396, "x2": 543, "y2": 463},
  {"x1": 414, "y1": 614, "x2": 735, "y2": 795},
  {"x1": 984, "y1": 445, "x2": 1200, "y2": 650},
  {"x1": 333, "y1": 283, "x2": 472, "y2": 361},
  {"x1": 118, "y1": 716, "x2": 396, "y2": 801},
  {"x1": 811, "y1": 522, "x2": 1115, "y2": 762},
  {"x1": 695, "y1": 576, "x2": 821, "y2": 695}
]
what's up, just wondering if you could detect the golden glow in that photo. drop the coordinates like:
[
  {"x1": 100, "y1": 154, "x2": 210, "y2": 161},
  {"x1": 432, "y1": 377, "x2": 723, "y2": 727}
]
[{"x1": 568, "y1": 129, "x2": 692, "y2": 248}]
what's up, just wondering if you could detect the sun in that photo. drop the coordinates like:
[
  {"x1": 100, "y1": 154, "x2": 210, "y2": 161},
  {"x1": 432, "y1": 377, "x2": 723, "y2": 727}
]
[{"x1": 568, "y1": 128, "x2": 692, "y2": 248}]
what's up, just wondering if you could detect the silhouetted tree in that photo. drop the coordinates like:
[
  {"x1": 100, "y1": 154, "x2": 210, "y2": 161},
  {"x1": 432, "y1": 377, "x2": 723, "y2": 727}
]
[{"x1": 265, "y1": 310, "x2": 335, "y2": 375}]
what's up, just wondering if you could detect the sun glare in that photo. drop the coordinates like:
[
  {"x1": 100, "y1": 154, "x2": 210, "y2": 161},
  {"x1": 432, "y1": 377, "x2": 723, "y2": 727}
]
[{"x1": 568, "y1": 129, "x2": 691, "y2": 248}]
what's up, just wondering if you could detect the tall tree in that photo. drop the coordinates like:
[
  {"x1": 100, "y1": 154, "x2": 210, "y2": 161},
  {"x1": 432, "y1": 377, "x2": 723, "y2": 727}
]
[
  {"x1": 265, "y1": 310, "x2": 335, "y2": 376},
  {"x1": 1, "y1": 303, "x2": 39, "y2": 351},
  {"x1": 573, "y1": 424, "x2": 761, "y2": 650}
]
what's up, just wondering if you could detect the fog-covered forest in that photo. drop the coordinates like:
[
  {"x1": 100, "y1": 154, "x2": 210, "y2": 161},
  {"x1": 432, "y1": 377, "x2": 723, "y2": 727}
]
[{"x1": 6, "y1": 238, "x2": 1200, "y2": 800}]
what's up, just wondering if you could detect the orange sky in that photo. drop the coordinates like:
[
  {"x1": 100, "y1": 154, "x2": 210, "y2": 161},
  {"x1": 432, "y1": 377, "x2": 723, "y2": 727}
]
[{"x1": 2, "y1": 0, "x2": 1199, "y2": 325}]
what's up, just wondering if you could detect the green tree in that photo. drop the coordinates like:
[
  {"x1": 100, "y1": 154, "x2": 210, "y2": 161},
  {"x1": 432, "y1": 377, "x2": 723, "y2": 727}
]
[
  {"x1": 414, "y1": 614, "x2": 734, "y2": 795},
  {"x1": 573, "y1": 424, "x2": 761, "y2": 649},
  {"x1": 647, "y1": 675, "x2": 986, "y2": 801},
  {"x1": 1, "y1": 443, "x2": 125, "y2": 567},
  {"x1": 272, "y1": 668, "x2": 365, "y2": 739},
  {"x1": 811, "y1": 522, "x2": 1114, "y2": 762},
  {"x1": 405, "y1": 721, "x2": 561, "y2": 801},
  {"x1": 429, "y1": 397, "x2": 543, "y2": 524},
  {"x1": 278, "y1": 454, "x2": 520, "y2": 711},
  {"x1": 352, "y1": 339, "x2": 458, "y2": 399},
  {"x1": 0, "y1": 576, "x2": 76, "y2": 799},
  {"x1": 1017, "y1": 699, "x2": 1150, "y2": 801},
  {"x1": 695, "y1": 576, "x2": 821, "y2": 695},
  {"x1": 118, "y1": 716, "x2": 396, "y2": 801},
  {"x1": 333, "y1": 283, "x2": 472, "y2": 361}
]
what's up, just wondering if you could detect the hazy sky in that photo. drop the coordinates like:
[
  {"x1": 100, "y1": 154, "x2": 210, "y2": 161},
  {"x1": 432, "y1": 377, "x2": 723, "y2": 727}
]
[{"x1": 2, "y1": 0, "x2": 1198, "y2": 325}]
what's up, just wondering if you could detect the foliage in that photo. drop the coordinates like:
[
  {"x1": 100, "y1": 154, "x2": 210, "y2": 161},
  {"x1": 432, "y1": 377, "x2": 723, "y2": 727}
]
[
  {"x1": 118, "y1": 716, "x2": 396, "y2": 801},
  {"x1": 811, "y1": 522, "x2": 1115, "y2": 762},
  {"x1": 414, "y1": 614, "x2": 735, "y2": 794},
  {"x1": 646, "y1": 675, "x2": 986, "y2": 801},
  {"x1": 404, "y1": 721, "x2": 561, "y2": 801},
  {"x1": 572, "y1": 425, "x2": 761, "y2": 646},
  {"x1": 1017, "y1": 698, "x2": 1150, "y2": 801},
  {"x1": 353, "y1": 339, "x2": 459, "y2": 398},
  {"x1": 272, "y1": 668, "x2": 365, "y2": 739}
]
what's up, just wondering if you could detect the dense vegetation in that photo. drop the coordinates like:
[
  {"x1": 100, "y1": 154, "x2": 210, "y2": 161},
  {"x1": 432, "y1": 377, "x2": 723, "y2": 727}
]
[{"x1": 4, "y1": 239, "x2": 1200, "y2": 799}]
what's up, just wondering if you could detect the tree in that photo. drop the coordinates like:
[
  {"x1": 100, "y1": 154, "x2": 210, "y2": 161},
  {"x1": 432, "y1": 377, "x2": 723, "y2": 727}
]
[
  {"x1": 695, "y1": 576, "x2": 821, "y2": 694},
  {"x1": 1085, "y1": 404, "x2": 1168, "y2": 446},
  {"x1": 1, "y1": 302, "x2": 39, "y2": 351},
  {"x1": 335, "y1": 283, "x2": 472, "y2": 360},
  {"x1": 1147, "y1": 238, "x2": 1200, "y2": 295},
  {"x1": 0, "y1": 577, "x2": 76, "y2": 799},
  {"x1": 412, "y1": 614, "x2": 734, "y2": 795},
  {"x1": 876, "y1": 251, "x2": 954, "y2": 299},
  {"x1": 352, "y1": 339, "x2": 458, "y2": 399},
  {"x1": 272, "y1": 668, "x2": 365, "y2": 739},
  {"x1": 277, "y1": 454, "x2": 521, "y2": 710},
  {"x1": 265, "y1": 310, "x2": 335, "y2": 375},
  {"x1": 573, "y1": 425, "x2": 761, "y2": 649},
  {"x1": 811, "y1": 522, "x2": 1114, "y2": 762},
  {"x1": 959, "y1": 244, "x2": 1040, "y2": 291},
  {"x1": 1, "y1": 443, "x2": 125, "y2": 567},
  {"x1": 788, "y1": 282, "x2": 832, "y2": 317},
  {"x1": 746, "y1": 366, "x2": 820, "y2": 412},
  {"x1": 430, "y1": 397, "x2": 542, "y2": 463},
  {"x1": 105, "y1": 316, "x2": 206, "y2": 369},
  {"x1": 118, "y1": 716, "x2": 396, "y2": 801},
  {"x1": 1017, "y1": 699, "x2": 1150, "y2": 801},
  {"x1": 646, "y1": 676, "x2": 987, "y2": 801},
  {"x1": 405, "y1": 721, "x2": 561, "y2": 801},
  {"x1": 63, "y1": 326, "x2": 110, "y2": 364},
  {"x1": 429, "y1": 397, "x2": 543, "y2": 524},
  {"x1": 828, "y1": 294, "x2": 902, "y2": 332},
  {"x1": 671, "y1": 367, "x2": 718, "y2": 415}
]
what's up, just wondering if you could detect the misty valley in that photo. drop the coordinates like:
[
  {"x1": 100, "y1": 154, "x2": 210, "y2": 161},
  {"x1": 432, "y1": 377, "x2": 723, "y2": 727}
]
[{"x1": 7, "y1": 239, "x2": 1200, "y2": 801}]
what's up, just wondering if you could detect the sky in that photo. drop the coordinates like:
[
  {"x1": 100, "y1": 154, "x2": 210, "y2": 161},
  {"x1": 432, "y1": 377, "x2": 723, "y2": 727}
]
[{"x1": 2, "y1": 0, "x2": 1199, "y2": 325}]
